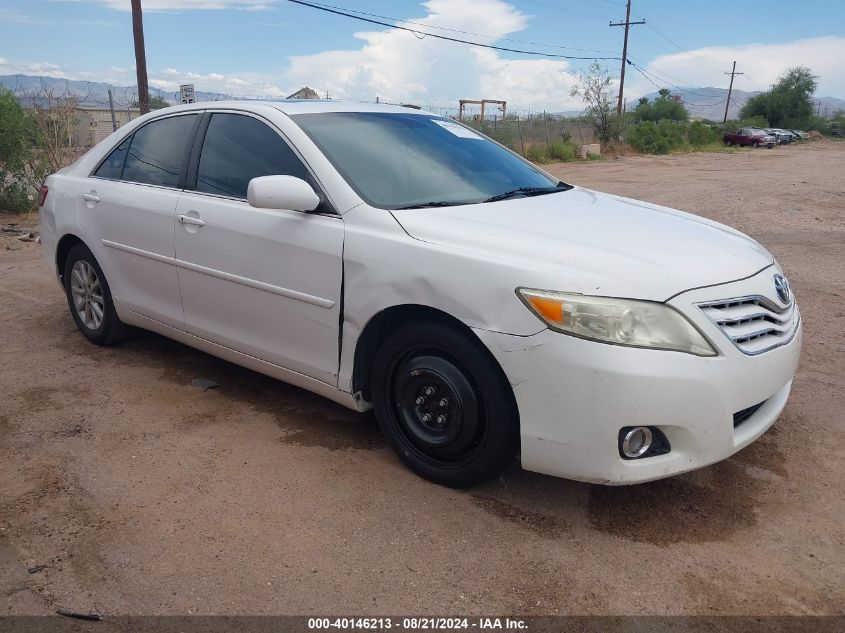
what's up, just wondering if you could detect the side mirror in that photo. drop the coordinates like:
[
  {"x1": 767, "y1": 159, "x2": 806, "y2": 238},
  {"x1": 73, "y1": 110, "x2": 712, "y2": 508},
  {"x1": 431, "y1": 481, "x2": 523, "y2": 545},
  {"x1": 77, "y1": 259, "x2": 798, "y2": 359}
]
[{"x1": 247, "y1": 175, "x2": 320, "y2": 212}]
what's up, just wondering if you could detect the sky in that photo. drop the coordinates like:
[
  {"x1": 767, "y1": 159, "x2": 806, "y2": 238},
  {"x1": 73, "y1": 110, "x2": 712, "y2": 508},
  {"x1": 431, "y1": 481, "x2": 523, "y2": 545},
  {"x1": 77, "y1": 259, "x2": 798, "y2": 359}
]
[{"x1": 1, "y1": 0, "x2": 844, "y2": 111}]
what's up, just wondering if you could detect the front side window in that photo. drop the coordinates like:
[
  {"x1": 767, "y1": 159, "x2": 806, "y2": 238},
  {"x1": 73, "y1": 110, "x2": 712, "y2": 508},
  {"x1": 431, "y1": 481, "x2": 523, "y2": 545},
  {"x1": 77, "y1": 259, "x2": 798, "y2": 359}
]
[
  {"x1": 94, "y1": 137, "x2": 130, "y2": 179},
  {"x1": 195, "y1": 113, "x2": 307, "y2": 199},
  {"x1": 291, "y1": 112, "x2": 561, "y2": 209},
  {"x1": 122, "y1": 114, "x2": 198, "y2": 188}
]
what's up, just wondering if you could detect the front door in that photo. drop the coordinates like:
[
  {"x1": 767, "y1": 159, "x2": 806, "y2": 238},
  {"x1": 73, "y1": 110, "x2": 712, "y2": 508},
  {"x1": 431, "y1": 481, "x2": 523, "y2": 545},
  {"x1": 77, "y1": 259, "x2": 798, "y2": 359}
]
[{"x1": 174, "y1": 112, "x2": 344, "y2": 385}]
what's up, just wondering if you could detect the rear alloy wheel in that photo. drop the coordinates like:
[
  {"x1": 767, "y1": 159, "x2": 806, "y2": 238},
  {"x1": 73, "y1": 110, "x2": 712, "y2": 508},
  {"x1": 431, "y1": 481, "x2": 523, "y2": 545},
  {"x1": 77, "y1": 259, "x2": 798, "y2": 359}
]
[
  {"x1": 371, "y1": 321, "x2": 519, "y2": 488},
  {"x1": 64, "y1": 243, "x2": 128, "y2": 345}
]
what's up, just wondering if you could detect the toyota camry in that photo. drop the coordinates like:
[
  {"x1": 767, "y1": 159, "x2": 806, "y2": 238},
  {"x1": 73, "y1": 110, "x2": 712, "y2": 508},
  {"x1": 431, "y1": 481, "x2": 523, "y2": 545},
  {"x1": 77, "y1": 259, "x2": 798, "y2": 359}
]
[{"x1": 38, "y1": 101, "x2": 801, "y2": 487}]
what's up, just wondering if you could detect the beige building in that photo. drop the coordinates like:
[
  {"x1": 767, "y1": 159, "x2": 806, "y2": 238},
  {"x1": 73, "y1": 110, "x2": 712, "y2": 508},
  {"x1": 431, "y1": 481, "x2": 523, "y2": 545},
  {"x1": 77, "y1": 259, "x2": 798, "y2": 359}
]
[{"x1": 73, "y1": 105, "x2": 141, "y2": 148}]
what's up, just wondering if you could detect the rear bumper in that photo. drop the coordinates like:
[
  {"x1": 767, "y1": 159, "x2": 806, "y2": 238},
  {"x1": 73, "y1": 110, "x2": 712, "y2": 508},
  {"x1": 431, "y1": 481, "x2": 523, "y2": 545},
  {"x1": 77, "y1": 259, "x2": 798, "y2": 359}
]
[{"x1": 474, "y1": 272, "x2": 802, "y2": 485}]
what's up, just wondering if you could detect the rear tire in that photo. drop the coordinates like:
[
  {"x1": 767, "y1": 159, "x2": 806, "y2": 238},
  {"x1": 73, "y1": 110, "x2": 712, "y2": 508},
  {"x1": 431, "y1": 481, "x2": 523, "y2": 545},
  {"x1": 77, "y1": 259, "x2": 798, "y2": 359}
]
[
  {"x1": 63, "y1": 243, "x2": 129, "y2": 345},
  {"x1": 371, "y1": 321, "x2": 519, "y2": 488}
]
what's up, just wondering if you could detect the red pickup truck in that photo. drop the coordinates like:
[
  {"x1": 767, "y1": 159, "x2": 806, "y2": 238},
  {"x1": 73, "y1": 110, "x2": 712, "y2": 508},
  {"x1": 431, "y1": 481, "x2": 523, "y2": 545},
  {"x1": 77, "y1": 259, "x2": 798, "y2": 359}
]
[{"x1": 722, "y1": 128, "x2": 776, "y2": 148}]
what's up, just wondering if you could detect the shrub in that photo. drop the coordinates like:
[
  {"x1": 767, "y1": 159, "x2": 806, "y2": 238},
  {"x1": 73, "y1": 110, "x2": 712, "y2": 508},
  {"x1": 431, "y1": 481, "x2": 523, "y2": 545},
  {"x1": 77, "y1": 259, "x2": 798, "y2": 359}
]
[
  {"x1": 0, "y1": 178, "x2": 34, "y2": 213},
  {"x1": 627, "y1": 121, "x2": 685, "y2": 154},
  {"x1": 631, "y1": 89, "x2": 689, "y2": 123},
  {"x1": 547, "y1": 141, "x2": 577, "y2": 162},
  {"x1": 688, "y1": 121, "x2": 718, "y2": 146},
  {"x1": 525, "y1": 144, "x2": 550, "y2": 163}
]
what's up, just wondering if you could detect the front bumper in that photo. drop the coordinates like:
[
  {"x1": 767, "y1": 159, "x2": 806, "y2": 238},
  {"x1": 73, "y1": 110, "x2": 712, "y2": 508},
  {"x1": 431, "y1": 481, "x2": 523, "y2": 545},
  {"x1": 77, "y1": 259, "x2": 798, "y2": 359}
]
[{"x1": 474, "y1": 269, "x2": 802, "y2": 484}]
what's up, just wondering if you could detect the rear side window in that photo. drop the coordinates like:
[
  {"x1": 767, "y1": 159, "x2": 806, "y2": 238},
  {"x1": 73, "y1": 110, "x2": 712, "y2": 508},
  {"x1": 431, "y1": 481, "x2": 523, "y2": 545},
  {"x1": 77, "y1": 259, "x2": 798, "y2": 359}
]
[
  {"x1": 195, "y1": 113, "x2": 307, "y2": 199},
  {"x1": 122, "y1": 114, "x2": 198, "y2": 188},
  {"x1": 95, "y1": 137, "x2": 130, "y2": 179}
]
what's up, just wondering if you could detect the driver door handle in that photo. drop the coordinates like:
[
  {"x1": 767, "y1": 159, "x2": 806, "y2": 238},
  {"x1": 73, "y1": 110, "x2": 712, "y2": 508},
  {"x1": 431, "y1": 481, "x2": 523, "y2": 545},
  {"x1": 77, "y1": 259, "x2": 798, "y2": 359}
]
[
  {"x1": 178, "y1": 214, "x2": 206, "y2": 227},
  {"x1": 82, "y1": 192, "x2": 100, "y2": 203}
]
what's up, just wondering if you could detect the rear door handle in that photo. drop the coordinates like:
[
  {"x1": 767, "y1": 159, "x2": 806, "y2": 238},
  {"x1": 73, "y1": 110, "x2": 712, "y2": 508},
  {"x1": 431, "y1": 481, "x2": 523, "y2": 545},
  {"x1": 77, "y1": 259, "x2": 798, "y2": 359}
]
[
  {"x1": 178, "y1": 215, "x2": 206, "y2": 227},
  {"x1": 82, "y1": 192, "x2": 100, "y2": 203}
]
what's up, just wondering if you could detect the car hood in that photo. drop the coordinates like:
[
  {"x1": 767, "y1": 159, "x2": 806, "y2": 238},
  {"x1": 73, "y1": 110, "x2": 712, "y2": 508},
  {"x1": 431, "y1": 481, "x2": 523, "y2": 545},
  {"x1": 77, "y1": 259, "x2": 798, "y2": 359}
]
[{"x1": 390, "y1": 187, "x2": 773, "y2": 302}]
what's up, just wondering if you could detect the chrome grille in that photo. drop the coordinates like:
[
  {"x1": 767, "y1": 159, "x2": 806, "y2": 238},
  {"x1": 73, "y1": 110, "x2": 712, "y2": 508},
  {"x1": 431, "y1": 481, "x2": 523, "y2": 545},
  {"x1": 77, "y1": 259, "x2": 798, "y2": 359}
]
[{"x1": 698, "y1": 295, "x2": 799, "y2": 355}]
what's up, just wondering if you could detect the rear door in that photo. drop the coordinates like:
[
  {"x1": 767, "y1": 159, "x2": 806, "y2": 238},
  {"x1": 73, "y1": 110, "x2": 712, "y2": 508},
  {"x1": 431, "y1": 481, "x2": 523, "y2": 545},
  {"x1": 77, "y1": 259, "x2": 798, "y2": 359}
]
[
  {"x1": 88, "y1": 113, "x2": 200, "y2": 329},
  {"x1": 173, "y1": 111, "x2": 344, "y2": 385}
]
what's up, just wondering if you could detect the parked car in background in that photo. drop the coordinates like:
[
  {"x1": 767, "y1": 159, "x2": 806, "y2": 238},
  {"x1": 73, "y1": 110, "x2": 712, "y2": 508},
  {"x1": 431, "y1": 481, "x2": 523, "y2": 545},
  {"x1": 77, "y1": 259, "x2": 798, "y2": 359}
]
[
  {"x1": 39, "y1": 101, "x2": 801, "y2": 487},
  {"x1": 789, "y1": 129, "x2": 809, "y2": 140},
  {"x1": 765, "y1": 128, "x2": 795, "y2": 144},
  {"x1": 722, "y1": 128, "x2": 776, "y2": 148}
]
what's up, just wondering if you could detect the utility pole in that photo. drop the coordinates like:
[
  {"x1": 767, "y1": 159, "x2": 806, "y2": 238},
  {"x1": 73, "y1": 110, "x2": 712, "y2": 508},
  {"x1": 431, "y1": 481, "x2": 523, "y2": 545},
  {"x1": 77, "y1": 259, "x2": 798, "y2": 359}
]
[
  {"x1": 131, "y1": 0, "x2": 150, "y2": 115},
  {"x1": 723, "y1": 61, "x2": 743, "y2": 123},
  {"x1": 610, "y1": 0, "x2": 645, "y2": 116}
]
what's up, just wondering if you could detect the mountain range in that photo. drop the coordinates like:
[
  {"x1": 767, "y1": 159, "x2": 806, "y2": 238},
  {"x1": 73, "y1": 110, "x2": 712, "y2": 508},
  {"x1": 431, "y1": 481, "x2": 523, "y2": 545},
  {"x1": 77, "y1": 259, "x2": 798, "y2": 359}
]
[{"x1": 2, "y1": 74, "x2": 844, "y2": 122}]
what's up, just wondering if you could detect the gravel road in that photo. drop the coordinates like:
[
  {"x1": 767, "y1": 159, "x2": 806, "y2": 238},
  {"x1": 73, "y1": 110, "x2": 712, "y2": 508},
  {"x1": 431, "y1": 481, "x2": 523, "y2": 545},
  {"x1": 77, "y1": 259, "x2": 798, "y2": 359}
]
[{"x1": 1, "y1": 140, "x2": 843, "y2": 616}]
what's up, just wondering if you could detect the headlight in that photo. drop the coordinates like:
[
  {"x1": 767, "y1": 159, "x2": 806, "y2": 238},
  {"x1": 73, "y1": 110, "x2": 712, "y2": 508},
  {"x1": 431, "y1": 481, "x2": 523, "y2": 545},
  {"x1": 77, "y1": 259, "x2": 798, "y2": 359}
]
[{"x1": 517, "y1": 288, "x2": 717, "y2": 356}]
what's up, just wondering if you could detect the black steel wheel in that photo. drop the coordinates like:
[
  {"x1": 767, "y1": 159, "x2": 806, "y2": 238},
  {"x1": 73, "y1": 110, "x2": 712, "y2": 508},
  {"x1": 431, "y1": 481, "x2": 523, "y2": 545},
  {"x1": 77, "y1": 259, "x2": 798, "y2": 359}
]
[{"x1": 371, "y1": 321, "x2": 519, "y2": 488}]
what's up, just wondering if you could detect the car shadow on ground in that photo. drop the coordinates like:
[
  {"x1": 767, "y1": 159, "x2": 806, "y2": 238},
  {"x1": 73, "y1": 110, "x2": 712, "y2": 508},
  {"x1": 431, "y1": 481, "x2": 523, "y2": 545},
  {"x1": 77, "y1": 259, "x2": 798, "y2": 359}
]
[{"x1": 61, "y1": 324, "x2": 788, "y2": 546}]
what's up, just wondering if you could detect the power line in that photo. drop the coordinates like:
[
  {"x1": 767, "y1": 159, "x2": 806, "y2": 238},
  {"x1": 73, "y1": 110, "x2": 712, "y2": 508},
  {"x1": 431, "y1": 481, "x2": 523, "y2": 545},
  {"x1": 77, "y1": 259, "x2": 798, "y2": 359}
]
[
  {"x1": 285, "y1": 0, "x2": 620, "y2": 60},
  {"x1": 627, "y1": 55, "x2": 719, "y2": 94},
  {"x1": 609, "y1": 0, "x2": 645, "y2": 115},
  {"x1": 627, "y1": 60, "x2": 719, "y2": 98},
  {"x1": 294, "y1": 0, "x2": 617, "y2": 54}
]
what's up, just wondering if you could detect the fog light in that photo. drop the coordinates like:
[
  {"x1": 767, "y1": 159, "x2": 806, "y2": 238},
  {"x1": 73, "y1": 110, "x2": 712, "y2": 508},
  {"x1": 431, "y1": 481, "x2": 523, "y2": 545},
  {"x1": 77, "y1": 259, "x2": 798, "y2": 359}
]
[{"x1": 621, "y1": 426, "x2": 653, "y2": 458}]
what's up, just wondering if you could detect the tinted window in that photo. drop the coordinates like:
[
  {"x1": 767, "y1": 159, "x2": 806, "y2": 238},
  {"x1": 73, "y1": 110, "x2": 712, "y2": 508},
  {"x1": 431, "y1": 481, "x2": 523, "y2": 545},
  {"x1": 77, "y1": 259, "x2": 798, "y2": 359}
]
[
  {"x1": 95, "y1": 137, "x2": 130, "y2": 179},
  {"x1": 291, "y1": 112, "x2": 558, "y2": 209},
  {"x1": 196, "y1": 113, "x2": 307, "y2": 199},
  {"x1": 122, "y1": 115, "x2": 198, "y2": 187}
]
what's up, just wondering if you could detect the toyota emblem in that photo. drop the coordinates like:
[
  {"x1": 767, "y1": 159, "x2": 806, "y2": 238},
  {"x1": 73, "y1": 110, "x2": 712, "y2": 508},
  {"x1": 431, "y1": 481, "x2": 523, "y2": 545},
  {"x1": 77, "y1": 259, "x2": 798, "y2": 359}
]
[{"x1": 773, "y1": 274, "x2": 791, "y2": 304}]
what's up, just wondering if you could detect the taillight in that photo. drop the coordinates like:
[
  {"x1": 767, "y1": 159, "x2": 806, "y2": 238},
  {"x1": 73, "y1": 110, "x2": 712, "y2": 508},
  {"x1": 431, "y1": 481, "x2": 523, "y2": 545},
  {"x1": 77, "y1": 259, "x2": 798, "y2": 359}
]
[{"x1": 38, "y1": 184, "x2": 49, "y2": 207}]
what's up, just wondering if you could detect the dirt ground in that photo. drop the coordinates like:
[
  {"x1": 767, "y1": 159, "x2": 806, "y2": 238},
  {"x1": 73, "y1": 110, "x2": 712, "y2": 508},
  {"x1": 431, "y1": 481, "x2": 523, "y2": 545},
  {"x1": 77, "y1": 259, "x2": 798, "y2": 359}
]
[{"x1": 1, "y1": 140, "x2": 843, "y2": 617}]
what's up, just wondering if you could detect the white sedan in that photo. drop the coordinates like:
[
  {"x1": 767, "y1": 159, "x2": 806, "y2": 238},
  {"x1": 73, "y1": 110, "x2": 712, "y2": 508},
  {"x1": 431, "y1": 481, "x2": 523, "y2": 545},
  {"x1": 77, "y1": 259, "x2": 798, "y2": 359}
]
[{"x1": 38, "y1": 101, "x2": 801, "y2": 487}]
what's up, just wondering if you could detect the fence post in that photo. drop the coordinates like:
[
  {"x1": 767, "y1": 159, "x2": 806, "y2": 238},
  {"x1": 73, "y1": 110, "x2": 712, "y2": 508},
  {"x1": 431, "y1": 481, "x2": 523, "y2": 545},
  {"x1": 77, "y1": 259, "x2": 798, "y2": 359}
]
[
  {"x1": 516, "y1": 115, "x2": 525, "y2": 156},
  {"x1": 108, "y1": 89, "x2": 118, "y2": 132},
  {"x1": 544, "y1": 111, "x2": 550, "y2": 151}
]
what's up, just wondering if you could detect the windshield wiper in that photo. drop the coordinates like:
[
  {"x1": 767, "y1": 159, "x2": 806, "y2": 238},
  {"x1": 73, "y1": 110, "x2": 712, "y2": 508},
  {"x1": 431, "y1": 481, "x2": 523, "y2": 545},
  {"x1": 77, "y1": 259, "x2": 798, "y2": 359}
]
[
  {"x1": 394, "y1": 201, "x2": 466, "y2": 210},
  {"x1": 483, "y1": 183, "x2": 571, "y2": 203}
]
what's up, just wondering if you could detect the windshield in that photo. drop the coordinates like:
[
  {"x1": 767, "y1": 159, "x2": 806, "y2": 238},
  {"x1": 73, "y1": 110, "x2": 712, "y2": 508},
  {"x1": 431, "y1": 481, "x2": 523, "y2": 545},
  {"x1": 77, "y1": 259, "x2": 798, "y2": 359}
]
[{"x1": 291, "y1": 112, "x2": 564, "y2": 209}]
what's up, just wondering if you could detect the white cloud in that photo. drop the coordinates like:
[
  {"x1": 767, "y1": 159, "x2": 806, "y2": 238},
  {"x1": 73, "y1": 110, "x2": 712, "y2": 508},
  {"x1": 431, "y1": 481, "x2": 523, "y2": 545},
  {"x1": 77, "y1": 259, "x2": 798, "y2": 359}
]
[
  {"x1": 626, "y1": 36, "x2": 845, "y2": 98},
  {"x1": 82, "y1": 0, "x2": 277, "y2": 10},
  {"x1": 284, "y1": 0, "x2": 585, "y2": 112},
  {"x1": 149, "y1": 67, "x2": 286, "y2": 97}
]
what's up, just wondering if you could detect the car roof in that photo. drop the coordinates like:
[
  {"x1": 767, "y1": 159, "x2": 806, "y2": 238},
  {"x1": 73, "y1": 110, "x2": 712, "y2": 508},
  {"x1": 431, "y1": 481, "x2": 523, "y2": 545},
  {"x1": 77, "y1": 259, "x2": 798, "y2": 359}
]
[{"x1": 152, "y1": 99, "x2": 434, "y2": 117}]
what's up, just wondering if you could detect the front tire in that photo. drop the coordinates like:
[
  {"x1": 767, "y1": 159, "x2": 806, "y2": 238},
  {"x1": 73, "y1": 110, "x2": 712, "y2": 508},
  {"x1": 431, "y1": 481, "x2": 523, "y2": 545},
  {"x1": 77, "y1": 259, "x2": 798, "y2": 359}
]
[
  {"x1": 64, "y1": 243, "x2": 128, "y2": 345},
  {"x1": 371, "y1": 321, "x2": 519, "y2": 488}
]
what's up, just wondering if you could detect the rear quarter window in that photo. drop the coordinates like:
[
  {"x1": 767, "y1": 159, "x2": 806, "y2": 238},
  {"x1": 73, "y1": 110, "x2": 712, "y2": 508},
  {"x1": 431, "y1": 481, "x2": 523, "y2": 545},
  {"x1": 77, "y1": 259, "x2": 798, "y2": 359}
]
[{"x1": 94, "y1": 137, "x2": 130, "y2": 180}]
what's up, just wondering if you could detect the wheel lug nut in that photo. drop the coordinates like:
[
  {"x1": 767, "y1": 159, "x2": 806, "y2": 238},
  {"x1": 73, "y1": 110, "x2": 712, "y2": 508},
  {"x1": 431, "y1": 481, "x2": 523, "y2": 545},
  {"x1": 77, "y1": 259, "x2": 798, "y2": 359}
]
[
  {"x1": 415, "y1": 396, "x2": 425, "y2": 405},
  {"x1": 439, "y1": 398, "x2": 449, "y2": 407},
  {"x1": 421, "y1": 413, "x2": 432, "y2": 423},
  {"x1": 424, "y1": 387, "x2": 435, "y2": 396},
  {"x1": 436, "y1": 415, "x2": 447, "y2": 425}
]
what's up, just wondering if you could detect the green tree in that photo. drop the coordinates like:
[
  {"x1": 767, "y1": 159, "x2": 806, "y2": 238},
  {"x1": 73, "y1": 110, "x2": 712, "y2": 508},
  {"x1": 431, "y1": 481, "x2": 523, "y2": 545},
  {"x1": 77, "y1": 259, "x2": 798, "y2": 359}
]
[
  {"x1": 0, "y1": 87, "x2": 40, "y2": 212},
  {"x1": 130, "y1": 95, "x2": 170, "y2": 110},
  {"x1": 570, "y1": 62, "x2": 621, "y2": 144},
  {"x1": 740, "y1": 66, "x2": 817, "y2": 128},
  {"x1": 631, "y1": 88, "x2": 689, "y2": 123},
  {"x1": 0, "y1": 87, "x2": 37, "y2": 174}
]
